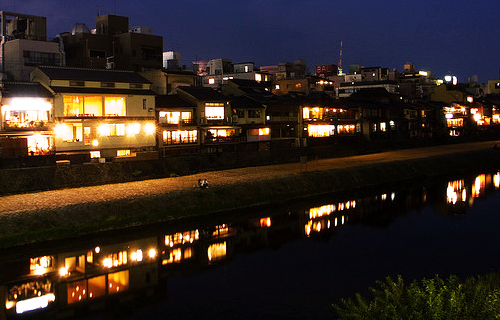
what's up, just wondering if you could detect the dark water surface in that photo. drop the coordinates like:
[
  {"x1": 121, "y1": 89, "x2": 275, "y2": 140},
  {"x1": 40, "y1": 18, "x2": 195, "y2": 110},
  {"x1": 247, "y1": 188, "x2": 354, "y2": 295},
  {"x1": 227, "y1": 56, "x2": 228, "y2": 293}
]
[{"x1": 2, "y1": 170, "x2": 500, "y2": 320}]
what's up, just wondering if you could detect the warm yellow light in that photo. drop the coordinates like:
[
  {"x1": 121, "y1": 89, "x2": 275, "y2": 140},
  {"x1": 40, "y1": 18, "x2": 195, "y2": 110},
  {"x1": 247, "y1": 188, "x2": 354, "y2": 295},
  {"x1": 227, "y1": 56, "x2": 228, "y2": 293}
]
[
  {"x1": 54, "y1": 124, "x2": 70, "y2": 137},
  {"x1": 144, "y1": 123, "x2": 156, "y2": 135},
  {"x1": 8, "y1": 98, "x2": 52, "y2": 111},
  {"x1": 148, "y1": 248, "x2": 157, "y2": 259},
  {"x1": 5, "y1": 300, "x2": 15, "y2": 310},
  {"x1": 126, "y1": 123, "x2": 141, "y2": 136},
  {"x1": 259, "y1": 127, "x2": 270, "y2": 135},
  {"x1": 92, "y1": 139, "x2": 99, "y2": 147},
  {"x1": 260, "y1": 217, "x2": 271, "y2": 227},
  {"x1": 103, "y1": 258, "x2": 112, "y2": 268},
  {"x1": 59, "y1": 267, "x2": 69, "y2": 277},
  {"x1": 98, "y1": 124, "x2": 110, "y2": 136}
]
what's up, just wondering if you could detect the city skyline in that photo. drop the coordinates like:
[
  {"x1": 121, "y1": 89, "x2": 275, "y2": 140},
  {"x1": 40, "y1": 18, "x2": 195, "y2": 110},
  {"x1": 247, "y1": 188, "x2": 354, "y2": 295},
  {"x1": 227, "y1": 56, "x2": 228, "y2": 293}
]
[{"x1": 4, "y1": 0, "x2": 500, "y2": 82}]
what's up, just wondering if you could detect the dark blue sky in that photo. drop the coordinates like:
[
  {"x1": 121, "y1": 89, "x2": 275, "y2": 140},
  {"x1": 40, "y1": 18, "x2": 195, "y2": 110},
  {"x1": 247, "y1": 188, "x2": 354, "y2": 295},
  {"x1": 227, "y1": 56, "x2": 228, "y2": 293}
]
[{"x1": 6, "y1": 0, "x2": 500, "y2": 82}]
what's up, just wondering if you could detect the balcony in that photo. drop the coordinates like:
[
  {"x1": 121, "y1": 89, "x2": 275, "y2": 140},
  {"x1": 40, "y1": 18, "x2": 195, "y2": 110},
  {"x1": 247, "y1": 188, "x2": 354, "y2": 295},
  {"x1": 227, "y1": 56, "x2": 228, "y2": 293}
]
[{"x1": 3, "y1": 121, "x2": 49, "y2": 131}]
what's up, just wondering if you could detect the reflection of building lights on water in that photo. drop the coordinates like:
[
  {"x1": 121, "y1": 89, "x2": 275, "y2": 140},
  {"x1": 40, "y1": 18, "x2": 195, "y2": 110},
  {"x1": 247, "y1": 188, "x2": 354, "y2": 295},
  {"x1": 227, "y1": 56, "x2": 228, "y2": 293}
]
[
  {"x1": 472, "y1": 174, "x2": 485, "y2": 197},
  {"x1": 208, "y1": 242, "x2": 227, "y2": 261},
  {"x1": 260, "y1": 217, "x2": 271, "y2": 227},
  {"x1": 447, "y1": 180, "x2": 466, "y2": 204},
  {"x1": 15, "y1": 294, "x2": 55, "y2": 314},
  {"x1": 165, "y1": 230, "x2": 200, "y2": 247}
]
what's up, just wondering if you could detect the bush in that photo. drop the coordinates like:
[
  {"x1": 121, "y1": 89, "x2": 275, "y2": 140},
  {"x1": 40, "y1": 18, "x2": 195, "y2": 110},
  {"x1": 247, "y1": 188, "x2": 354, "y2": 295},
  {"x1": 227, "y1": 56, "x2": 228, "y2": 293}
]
[{"x1": 333, "y1": 274, "x2": 500, "y2": 320}]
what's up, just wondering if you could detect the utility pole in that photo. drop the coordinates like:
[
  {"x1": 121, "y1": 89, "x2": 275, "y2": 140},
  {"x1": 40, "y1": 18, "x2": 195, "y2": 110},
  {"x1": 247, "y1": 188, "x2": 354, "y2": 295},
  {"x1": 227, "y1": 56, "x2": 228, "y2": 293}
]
[{"x1": 338, "y1": 38, "x2": 343, "y2": 76}]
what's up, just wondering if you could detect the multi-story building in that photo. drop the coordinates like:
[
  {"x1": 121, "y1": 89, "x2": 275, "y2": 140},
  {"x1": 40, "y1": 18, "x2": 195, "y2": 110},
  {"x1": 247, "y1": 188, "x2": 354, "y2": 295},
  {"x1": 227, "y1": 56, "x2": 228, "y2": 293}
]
[
  {"x1": 174, "y1": 86, "x2": 238, "y2": 145},
  {"x1": 140, "y1": 68, "x2": 198, "y2": 95},
  {"x1": 155, "y1": 93, "x2": 198, "y2": 156},
  {"x1": 0, "y1": 11, "x2": 63, "y2": 81},
  {"x1": 61, "y1": 14, "x2": 162, "y2": 72},
  {"x1": 202, "y1": 59, "x2": 270, "y2": 89},
  {"x1": 0, "y1": 81, "x2": 54, "y2": 158},
  {"x1": 31, "y1": 66, "x2": 157, "y2": 162}
]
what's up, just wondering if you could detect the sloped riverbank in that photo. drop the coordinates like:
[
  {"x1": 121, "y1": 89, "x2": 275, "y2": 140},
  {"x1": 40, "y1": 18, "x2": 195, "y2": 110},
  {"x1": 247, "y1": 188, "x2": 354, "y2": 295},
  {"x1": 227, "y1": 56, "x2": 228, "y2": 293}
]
[{"x1": 1, "y1": 143, "x2": 500, "y2": 249}]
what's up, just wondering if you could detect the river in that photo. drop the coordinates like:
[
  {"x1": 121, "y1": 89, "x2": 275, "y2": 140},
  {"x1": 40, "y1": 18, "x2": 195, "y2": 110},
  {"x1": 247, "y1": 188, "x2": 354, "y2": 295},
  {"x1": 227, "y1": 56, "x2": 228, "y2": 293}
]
[{"x1": 2, "y1": 169, "x2": 500, "y2": 320}]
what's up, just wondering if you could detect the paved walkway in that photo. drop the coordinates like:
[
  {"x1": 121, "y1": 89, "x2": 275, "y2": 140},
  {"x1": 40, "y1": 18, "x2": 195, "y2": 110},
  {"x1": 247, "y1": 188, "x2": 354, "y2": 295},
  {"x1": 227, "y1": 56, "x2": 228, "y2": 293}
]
[{"x1": 0, "y1": 140, "x2": 498, "y2": 216}]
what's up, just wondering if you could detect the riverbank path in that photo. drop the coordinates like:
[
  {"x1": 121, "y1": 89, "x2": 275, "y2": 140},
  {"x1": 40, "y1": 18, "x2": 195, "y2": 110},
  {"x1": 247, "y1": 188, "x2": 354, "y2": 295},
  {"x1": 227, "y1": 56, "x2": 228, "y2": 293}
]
[{"x1": 0, "y1": 140, "x2": 498, "y2": 216}]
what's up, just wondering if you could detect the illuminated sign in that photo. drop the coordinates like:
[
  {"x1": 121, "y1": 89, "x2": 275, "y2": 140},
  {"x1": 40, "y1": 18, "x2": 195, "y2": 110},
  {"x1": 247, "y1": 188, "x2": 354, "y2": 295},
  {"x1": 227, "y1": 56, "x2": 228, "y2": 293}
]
[{"x1": 316, "y1": 64, "x2": 336, "y2": 75}]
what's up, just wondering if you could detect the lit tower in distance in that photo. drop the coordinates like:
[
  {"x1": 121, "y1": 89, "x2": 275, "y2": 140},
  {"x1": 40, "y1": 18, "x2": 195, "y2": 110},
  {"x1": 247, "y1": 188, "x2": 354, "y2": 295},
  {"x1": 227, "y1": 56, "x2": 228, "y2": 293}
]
[{"x1": 337, "y1": 38, "x2": 344, "y2": 76}]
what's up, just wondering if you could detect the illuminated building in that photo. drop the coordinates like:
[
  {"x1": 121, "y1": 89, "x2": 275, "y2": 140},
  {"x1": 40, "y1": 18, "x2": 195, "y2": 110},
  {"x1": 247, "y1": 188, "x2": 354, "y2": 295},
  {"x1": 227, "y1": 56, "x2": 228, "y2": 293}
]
[
  {"x1": 0, "y1": 82, "x2": 54, "y2": 156},
  {"x1": 31, "y1": 66, "x2": 157, "y2": 161},
  {"x1": 174, "y1": 86, "x2": 240, "y2": 145}
]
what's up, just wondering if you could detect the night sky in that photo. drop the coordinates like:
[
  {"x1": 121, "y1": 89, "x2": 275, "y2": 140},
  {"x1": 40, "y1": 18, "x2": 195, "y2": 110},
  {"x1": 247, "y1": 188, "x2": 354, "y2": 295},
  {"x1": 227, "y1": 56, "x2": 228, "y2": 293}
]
[{"x1": 4, "y1": 0, "x2": 500, "y2": 82}]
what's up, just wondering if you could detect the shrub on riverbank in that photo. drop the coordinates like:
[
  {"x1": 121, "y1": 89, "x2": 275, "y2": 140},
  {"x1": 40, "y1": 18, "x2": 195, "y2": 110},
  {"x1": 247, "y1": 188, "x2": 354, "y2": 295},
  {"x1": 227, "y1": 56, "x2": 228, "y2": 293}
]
[{"x1": 333, "y1": 273, "x2": 500, "y2": 319}]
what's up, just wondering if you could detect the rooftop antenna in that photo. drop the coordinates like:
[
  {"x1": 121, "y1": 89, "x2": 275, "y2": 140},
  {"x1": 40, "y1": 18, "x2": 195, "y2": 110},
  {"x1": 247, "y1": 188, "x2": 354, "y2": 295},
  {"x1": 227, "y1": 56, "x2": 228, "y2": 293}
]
[{"x1": 337, "y1": 38, "x2": 343, "y2": 76}]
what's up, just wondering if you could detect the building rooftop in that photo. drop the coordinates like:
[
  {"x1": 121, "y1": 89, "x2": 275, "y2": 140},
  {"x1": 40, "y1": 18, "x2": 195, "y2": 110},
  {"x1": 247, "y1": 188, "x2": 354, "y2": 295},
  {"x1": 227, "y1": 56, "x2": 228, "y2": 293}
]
[
  {"x1": 155, "y1": 94, "x2": 193, "y2": 108},
  {"x1": 1, "y1": 81, "x2": 52, "y2": 98},
  {"x1": 176, "y1": 86, "x2": 228, "y2": 101},
  {"x1": 36, "y1": 66, "x2": 151, "y2": 84}
]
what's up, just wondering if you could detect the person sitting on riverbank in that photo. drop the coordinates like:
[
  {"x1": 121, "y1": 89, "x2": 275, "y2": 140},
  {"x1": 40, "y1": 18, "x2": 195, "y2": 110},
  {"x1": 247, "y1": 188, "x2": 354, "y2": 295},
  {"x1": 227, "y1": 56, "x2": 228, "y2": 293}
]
[{"x1": 198, "y1": 178, "x2": 209, "y2": 189}]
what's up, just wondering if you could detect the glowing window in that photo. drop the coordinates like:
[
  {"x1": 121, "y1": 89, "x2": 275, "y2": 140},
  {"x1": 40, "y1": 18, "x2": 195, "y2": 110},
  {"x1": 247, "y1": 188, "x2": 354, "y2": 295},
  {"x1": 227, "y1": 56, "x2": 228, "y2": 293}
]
[
  {"x1": 162, "y1": 130, "x2": 198, "y2": 145},
  {"x1": 27, "y1": 134, "x2": 51, "y2": 155},
  {"x1": 99, "y1": 124, "x2": 125, "y2": 136},
  {"x1": 58, "y1": 123, "x2": 82, "y2": 142},
  {"x1": 255, "y1": 74, "x2": 262, "y2": 82},
  {"x1": 159, "y1": 111, "x2": 191, "y2": 124},
  {"x1": 308, "y1": 124, "x2": 335, "y2": 137},
  {"x1": 205, "y1": 103, "x2": 225, "y2": 120},
  {"x1": 67, "y1": 280, "x2": 87, "y2": 304},
  {"x1": 84, "y1": 96, "x2": 103, "y2": 116},
  {"x1": 337, "y1": 124, "x2": 355, "y2": 134},
  {"x1": 117, "y1": 150, "x2": 131, "y2": 157},
  {"x1": 208, "y1": 78, "x2": 215, "y2": 85},
  {"x1": 104, "y1": 97, "x2": 126, "y2": 116},
  {"x1": 259, "y1": 127, "x2": 270, "y2": 135},
  {"x1": 63, "y1": 96, "x2": 83, "y2": 116},
  {"x1": 108, "y1": 270, "x2": 129, "y2": 294},
  {"x1": 87, "y1": 276, "x2": 106, "y2": 299},
  {"x1": 90, "y1": 151, "x2": 100, "y2": 158}
]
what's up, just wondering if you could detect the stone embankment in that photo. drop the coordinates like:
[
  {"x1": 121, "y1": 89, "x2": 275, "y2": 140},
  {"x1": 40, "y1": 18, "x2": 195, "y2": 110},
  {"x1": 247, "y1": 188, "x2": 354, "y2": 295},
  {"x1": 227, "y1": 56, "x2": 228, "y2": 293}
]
[{"x1": 1, "y1": 141, "x2": 499, "y2": 249}]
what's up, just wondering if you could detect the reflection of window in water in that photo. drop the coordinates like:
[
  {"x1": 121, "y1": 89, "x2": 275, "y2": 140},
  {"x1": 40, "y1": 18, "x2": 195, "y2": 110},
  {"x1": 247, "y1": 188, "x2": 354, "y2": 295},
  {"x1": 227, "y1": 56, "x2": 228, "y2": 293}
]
[
  {"x1": 162, "y1": 247, "x2": 184, "y2": 265},
  {"x1": 30, "y1": 256, "x2": 54, "y2": 275},
  {"x1": 260, "y1": 217, "x2": 271, "y2": 227},
  {"x1": 165, "y1": 230, "x2": 200, "y2": 246},
  {"x1": 212, "y1": 224, "x2": 232, "y2": 238},
  {"x1": 208, "y1": 242, "x2": 226, "y2": 261},
  {"x1": 472, "y1": 174, "x2": 485, "y2": 198},
  {"x1": 447, "y1": 180, "x2": 466, "y2": 204},
  {"x1": 6, "y1": 279, "x2": 54, "y2": 313}
]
